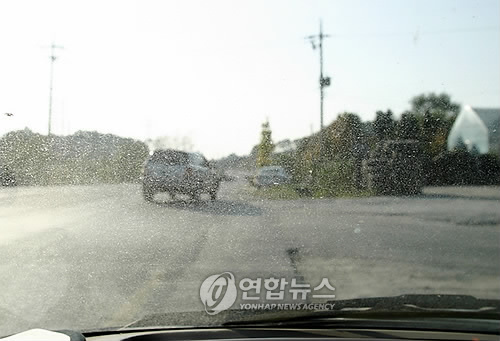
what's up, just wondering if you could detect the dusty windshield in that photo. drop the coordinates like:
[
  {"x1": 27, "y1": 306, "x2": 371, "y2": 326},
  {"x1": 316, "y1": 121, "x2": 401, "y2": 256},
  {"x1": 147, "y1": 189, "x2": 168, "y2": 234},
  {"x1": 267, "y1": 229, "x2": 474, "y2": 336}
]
[{"x1": 1, "y1": 0, "x2": 499, "y2": 336}]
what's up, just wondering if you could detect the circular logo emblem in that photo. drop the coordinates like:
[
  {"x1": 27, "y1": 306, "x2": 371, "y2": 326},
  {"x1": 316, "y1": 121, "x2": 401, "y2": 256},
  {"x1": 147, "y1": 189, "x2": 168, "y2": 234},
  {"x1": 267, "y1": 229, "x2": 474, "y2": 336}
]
[{"x1": 200, "y1": 272, "x2": 237, "y2": 315}]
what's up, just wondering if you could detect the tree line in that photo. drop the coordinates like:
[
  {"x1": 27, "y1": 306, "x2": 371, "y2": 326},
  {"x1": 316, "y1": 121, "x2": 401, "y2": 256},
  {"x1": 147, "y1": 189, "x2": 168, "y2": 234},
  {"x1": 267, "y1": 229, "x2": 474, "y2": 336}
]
[
  {"x1": 0, "y1": 129, "x2": 149, "y2": 186},
  {"x1": 256, "y1": 92, "x2": 500, "y2": 196}
]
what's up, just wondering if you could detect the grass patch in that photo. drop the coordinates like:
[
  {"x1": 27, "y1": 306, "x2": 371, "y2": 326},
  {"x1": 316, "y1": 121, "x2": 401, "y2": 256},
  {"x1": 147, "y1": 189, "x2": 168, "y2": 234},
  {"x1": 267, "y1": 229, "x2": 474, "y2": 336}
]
[
  {"x1": 312, "y1": 188, "x2": 375, "y2": 198},
  {"x1": 248, "y1": 184, "x2": 374, "y2": 200},
  {"x1": 250, "y1": 184, "x2": 301, "y2": 200}
]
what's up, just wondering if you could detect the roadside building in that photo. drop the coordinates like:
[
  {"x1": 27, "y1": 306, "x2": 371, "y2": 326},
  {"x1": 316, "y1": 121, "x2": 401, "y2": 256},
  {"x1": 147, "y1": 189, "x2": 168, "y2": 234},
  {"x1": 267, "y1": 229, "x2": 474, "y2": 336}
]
[{"x1": 447, "y1": 106, "x2": 500, "y2": 154}]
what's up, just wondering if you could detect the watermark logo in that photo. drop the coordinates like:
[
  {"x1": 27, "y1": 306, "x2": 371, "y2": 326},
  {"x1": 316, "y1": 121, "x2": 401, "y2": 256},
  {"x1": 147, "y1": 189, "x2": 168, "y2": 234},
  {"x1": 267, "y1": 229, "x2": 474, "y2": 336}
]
[
  {"x1": 200, "y1": 273, "x2": 336, "y2": 314},
  {"x1": 200, "y1": 272, "x2": 237, "y2": 315}
]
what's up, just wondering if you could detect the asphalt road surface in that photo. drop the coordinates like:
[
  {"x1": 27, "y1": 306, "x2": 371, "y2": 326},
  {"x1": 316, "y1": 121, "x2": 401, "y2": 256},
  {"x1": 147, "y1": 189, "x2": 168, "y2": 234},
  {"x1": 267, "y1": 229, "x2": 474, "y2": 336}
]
[{"x1": 1, "y1": 174, "x2": 499, "y2": 335}]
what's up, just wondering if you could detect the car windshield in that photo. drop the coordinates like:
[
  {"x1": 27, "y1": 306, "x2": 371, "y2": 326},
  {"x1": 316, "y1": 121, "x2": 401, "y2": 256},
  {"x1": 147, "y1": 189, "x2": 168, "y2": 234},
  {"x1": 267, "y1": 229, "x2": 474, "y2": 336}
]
[
  {"x1": 0, "y1": 0, "x2": 499, "y2": 337},
  {"x1": 150, "y1": 150, "x2": 189, "y2": 165},
  {"x1": 189, "y1": 153, "x2": 209, "y2": 167}
]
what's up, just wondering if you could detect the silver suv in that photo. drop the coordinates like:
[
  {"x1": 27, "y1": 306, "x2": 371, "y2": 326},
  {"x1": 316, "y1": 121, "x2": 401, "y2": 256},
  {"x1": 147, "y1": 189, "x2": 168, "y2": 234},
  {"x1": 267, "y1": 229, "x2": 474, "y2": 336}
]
[{"x1": 142, "y1": 149, "x2": 221, "y2": 202}]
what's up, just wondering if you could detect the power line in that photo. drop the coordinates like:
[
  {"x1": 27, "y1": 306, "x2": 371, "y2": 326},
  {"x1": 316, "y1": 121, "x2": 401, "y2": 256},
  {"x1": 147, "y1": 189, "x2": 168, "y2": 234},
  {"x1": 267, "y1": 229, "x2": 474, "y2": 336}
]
[{"x1": 331, "y1": 26, "x2": 500, "y2": 39}]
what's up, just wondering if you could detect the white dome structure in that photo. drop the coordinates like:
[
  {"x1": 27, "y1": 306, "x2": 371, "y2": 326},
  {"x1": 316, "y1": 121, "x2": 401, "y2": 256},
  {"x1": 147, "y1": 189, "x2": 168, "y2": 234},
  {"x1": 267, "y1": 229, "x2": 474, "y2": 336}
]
[{"x1": 447, "y1": 105, "x2": 489, "y2": 154}]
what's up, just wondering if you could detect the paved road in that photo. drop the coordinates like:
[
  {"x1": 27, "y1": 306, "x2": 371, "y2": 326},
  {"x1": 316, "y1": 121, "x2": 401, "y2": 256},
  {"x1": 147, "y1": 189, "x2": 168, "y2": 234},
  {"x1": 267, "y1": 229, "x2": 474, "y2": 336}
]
[{"x1": 0, "y1": 177, "x2": 499, "y2": 335}]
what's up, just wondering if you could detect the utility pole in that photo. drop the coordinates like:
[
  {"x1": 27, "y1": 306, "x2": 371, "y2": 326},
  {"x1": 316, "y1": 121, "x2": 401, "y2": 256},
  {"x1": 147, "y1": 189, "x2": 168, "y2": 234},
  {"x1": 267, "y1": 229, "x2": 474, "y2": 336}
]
[
  {"x1": 46, "y1": 43, "x2": 64, "y2": 136},
  {"x1": 306, "y1": 20, "x2": 330, "y2": 131}
]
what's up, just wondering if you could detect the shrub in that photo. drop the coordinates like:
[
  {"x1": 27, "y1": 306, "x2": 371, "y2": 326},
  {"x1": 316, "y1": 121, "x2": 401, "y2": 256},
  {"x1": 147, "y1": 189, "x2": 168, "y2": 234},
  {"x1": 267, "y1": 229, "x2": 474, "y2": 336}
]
[{"x1": 312, "y1": 158, "x2": 357, "y2": 197}]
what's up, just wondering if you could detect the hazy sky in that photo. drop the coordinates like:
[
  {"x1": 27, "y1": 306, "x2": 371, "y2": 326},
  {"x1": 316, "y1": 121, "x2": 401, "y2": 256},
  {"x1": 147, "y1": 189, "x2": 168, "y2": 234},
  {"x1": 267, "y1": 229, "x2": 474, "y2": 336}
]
[{"x1": 0, "y1": 0, "x2": 499, "y2": 158}]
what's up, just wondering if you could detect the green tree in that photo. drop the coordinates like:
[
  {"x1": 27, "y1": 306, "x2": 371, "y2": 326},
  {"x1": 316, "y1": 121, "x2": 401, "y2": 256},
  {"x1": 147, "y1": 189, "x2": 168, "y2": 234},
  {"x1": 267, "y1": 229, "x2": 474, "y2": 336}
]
[
  {"x1": 411, "y1": 92, "x2": 460, "y2": 157},
  {"x1": 411, "y1": 92, "x2": 460, "y2": 117},
  {"x1": 114, "y1": 139, "x2": 149, "y2": 183},
  {"x1": 256, "y1": 121, "x2": 274, "y2": 167},
  {"x1": 291, "y1": 113, "x2": 367, "y2": 194},
  {"x1": 361, "y1": 121, "x2": 377, "y2": 150},
  {"x1": 0, "y1": 129, "x2": 55, "y2": 185},
  {"x1": 421, "y1": 110, "x2": 452, "y2": 156},
  {"x1": 0, "y1": 129, "x2": 149, "y2": 185},
  {"x1": 323, "y1": 112, "x2": 363, "y2": 160},
  {"x1": 397, "y1": 111, "x2": 421, "y2": 140},
  {"x1": 373, "y1": 109, "x2": 395, "y2": 141}
]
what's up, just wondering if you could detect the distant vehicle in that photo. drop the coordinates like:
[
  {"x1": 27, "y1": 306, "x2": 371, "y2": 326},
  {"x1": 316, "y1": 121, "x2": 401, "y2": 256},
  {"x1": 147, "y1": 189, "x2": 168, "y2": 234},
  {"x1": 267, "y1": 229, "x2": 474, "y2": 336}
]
[
  {"x1": 0, "y1": 165, "x2": 16, "y2": 187},
  {"x1": 253, "y1": 166, "x2": 291, "y2": 188},
  {"x1": 142, "y1": 149, "x2": 221, "y2": 202}
]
